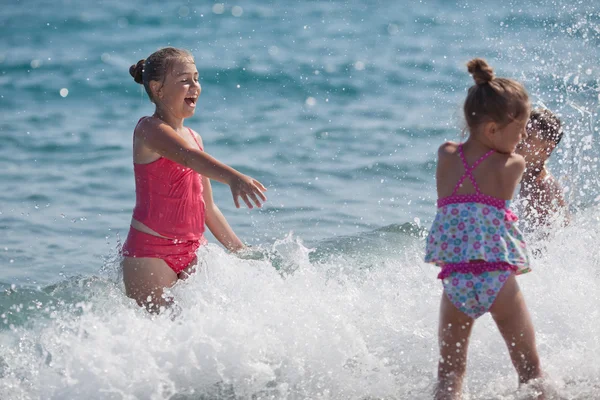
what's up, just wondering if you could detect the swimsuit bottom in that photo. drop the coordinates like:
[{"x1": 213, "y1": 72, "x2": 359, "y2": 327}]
[
  {"x1": 122, "y1": 226, "x2": 206, "y2": 274},
  {"x1": 441, "y1": 270, "x2": 513, "y2": 319}
]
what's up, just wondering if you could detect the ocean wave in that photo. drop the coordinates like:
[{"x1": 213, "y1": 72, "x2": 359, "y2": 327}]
[{"x1": 1, "y1": 214, "x2": 599, "y2": 398}]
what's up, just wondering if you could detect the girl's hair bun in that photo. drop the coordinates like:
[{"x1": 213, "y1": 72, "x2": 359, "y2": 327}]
[
  {"x1": 129, "y1": 59, "x2": 145, "y2": 84},
  {"x1": 467, "y1": 58, "x2": 494, "y2": 85}
]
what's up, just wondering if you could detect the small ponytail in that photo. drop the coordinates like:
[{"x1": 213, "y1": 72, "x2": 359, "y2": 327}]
[
  {"x1": 129, "y1": 59, "x2": 145, "y2": 85},
  {"x1": 467, "y1": 58, "x2": 494, "y2": 85}
]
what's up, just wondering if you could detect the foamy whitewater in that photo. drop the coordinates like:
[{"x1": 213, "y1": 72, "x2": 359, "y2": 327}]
[
  {"x1": 2, "y1": 215, "x2": 600, "y2": 399},
  {"x1": 1, "y1": 0, "x2": 600, "y2": 398}
]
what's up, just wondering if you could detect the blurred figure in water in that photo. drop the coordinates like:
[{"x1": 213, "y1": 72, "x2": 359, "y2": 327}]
[{"x1": 516, "y1": 108, "x2": 569, "y2": 229}]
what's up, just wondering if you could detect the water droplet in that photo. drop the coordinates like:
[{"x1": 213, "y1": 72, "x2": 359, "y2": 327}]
[
  {"x1": 212, "y1": 3, "x2": 225, "y2": 14},
  {"x1": 179, "y1": 6, "x2": 190, "y2": 17},
  {"x1": 60, "y1": 88, "x2": 69, "y2": 97},
  {"x1": 231, "y1": 6, "x2": 243, "y2": 17},
  {"x1": 387, "y1": 23, "x2": 399, "y2": 35}
]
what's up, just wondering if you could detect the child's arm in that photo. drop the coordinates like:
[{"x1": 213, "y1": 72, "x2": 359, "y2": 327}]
[
  {"x1": 547, "y1": 176, "x2": 567, "y2": 208},
  {"x1": 435, "y1": 142, "x2": 459, "y2": 197},
  {"x1": 137, "y1": 118, "x2": 267, "y2": 209},
  {"x1": 544, "y1": 174, "x2": 570, "y2": 225},
  {"x1": 521, "y1": 173, "x2": 569, "y2": 227},
  {"x1": 202, "y1": 176, "x2": 245, "y2": 252},
  {"x1": 193, "y1": 132, "x2": 246, "y2": 252}
]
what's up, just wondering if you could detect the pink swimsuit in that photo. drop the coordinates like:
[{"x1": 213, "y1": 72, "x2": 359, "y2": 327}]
[
  {"x1": 425, "y1": 144, "x2": 530, "y2": 319},
  {"x1": 122, "y1": 119, "x2": 207, "y2": 274}
]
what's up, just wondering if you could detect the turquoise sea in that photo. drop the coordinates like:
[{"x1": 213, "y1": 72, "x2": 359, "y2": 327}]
[{"x1": 1, "y1": 1, "x2": 600, "y2": 398}]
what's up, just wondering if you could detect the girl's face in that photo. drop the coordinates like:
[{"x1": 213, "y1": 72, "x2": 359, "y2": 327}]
[
  {"x1": 493, "y1": 115, "x2": 529, "y2": 154},
  {"x1": 153, "y1": 58, "x2": 201, "y2": 119}
]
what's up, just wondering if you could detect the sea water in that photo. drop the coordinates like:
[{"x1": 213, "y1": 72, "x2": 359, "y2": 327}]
[{"x1": 1, "y1": 1, "x2": 599, "y2": 398}]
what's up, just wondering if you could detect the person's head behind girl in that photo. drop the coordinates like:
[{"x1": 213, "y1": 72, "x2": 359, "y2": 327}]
[
  {"x1": 129, "y1": 47, "x2": 200, "y2": 121},
  {"x1": 463, "y1": 58, "x2": 530, "y2": 154},
  {"x1": 517, "y1": 108, "x2": 563, "y2": 166}
]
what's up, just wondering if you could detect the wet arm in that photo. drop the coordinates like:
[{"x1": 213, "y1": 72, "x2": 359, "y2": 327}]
[
  {"x1": 202, "y1": 176, "x2": 245, "y2": 252},
  {"x1": 138, "y1": 119, "x2": 238, "y2": 185}
]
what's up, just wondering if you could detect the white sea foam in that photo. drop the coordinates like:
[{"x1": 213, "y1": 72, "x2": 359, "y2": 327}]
[{"x1": 1, "y1": 214, "x2": 599, "y2": 399}]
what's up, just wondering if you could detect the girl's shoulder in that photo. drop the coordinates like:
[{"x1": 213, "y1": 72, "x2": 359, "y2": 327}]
[
  {"x1": 437, "y1": 141, "x2": 460, "y2": 168},
  {"x1": 437, "y1": 141, "x2": 459, "y2": 156},
  {"x1": 134, "y1": 116, "x2": 163, "y2": 136},
  {"x1": 488, "y1": 152, "x2": 526, "y2": 181}
]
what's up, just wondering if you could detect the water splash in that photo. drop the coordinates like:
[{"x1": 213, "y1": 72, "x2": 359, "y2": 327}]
[{"x1": 1, "y1": 217, "x2": 600, "y2": 399}]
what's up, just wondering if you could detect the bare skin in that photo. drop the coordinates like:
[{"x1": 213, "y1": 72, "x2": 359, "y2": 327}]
[
  {"x1": 122, "y1": 257, "x2": 179, "y2": 313},
  {"x1": 123, "y1": 57, "x2": 266, "y2": 312},
  {"x1": 517, "y1": 130, "x2": 568, "y2": 227},
  {"x1": 519, "y1": 167, "x2": 567, "y2": 227},
  {"x1": 435, "y1": 275, "x2": 543, "y2": 399}
]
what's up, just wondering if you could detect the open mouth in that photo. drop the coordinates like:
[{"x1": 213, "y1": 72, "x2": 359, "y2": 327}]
[{"x1": 185, "y1": 97, "x2": 197, "y2": 107}]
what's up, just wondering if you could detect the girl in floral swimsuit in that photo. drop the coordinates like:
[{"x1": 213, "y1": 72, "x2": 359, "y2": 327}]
[{"x1": 425, "y1": 58, "x2": 544, "y2": 399}]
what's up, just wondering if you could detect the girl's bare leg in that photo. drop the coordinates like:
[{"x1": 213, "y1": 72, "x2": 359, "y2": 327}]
[
  {"x1": 122, "y1": 257, "x2": 178, "y2": 313},
  {"x1": 177, "y1": 257, "x2": 199, "y2": 281},
  {"x1": 490, "y1": 274, "x2": 543, "y2": 390},
  {"x1": 435, "y1": 293, "x2": 475, "y2": 400}
]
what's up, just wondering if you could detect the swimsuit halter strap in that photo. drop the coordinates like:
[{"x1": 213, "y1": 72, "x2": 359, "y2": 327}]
[
  {"x1": 452, "y1": 144, "x2": 495, "y2": 195},
  {"x1": 187, "y1": 127, "x2": 203, "y2": 151}
]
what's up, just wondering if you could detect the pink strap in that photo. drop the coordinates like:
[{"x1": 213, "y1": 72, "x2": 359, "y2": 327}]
[
  {"x1": 452, "y1": 144, "x2": 495, "y2": 195},
  {"x1": 187, "y1": 128, "x2": 203, "y2": 151}
]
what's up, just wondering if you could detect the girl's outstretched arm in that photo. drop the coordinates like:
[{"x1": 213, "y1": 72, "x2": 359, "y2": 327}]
[
  {"x1": 544, "y1": 174, "x2": 570, "y2": 226},
  {"x1": 137, "y1": 118, "x2": 267, "y2": 208},
  {"x1": 202, "y1": 176, "x2": 245, "y2": 252}
]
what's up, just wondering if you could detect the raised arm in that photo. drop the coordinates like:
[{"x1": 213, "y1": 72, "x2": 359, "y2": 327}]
[
  {"x1": 137, "y1": 118, "x2": 238, "y2": 184},
  {"x1": 137, "y1": 118, "x2": 267, "y2": 208}
]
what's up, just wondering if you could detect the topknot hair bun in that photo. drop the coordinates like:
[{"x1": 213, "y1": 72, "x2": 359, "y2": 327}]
[
  {"x1": 129, "y1": 59, "x2": 145, "y2": 84},
  {"x1": 467, "y1": 58, "x2": 494, "y2": 85}
]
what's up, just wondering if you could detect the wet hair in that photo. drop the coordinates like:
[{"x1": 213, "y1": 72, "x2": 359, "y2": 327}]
[
  {"x1": 129, "y1": 47, "x2": 194, "y2": 102},
  {"x1": 528, "y1": 108, "x2": 563, "y2": 145},
  {"x1": 463, "y1": 58, "x2": 530, "y2": 133}
]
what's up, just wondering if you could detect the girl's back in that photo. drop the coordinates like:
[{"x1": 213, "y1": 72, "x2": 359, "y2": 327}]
[{"x1": 436, "y1": 141, "x2": 525, "y2": 201}]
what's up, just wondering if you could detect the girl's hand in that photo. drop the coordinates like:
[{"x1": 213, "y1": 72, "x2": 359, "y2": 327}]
[{"x1": 229, "y1": 173, "x2": 267, "y2": 209}]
